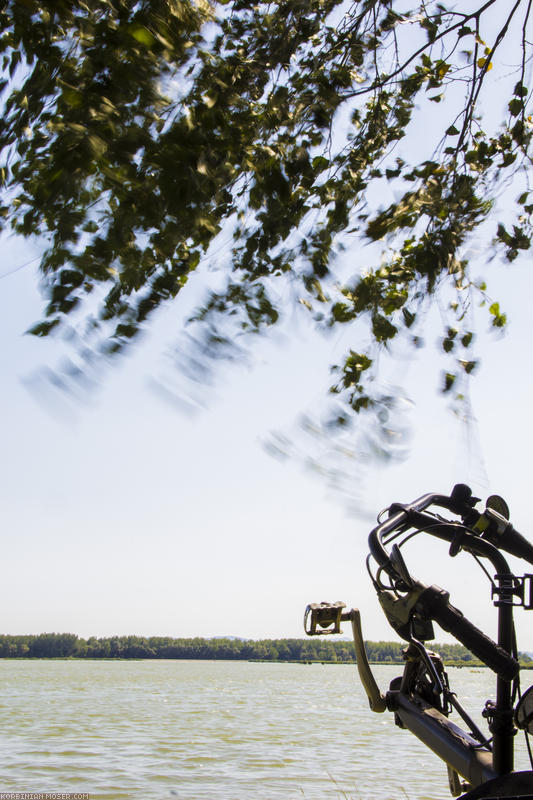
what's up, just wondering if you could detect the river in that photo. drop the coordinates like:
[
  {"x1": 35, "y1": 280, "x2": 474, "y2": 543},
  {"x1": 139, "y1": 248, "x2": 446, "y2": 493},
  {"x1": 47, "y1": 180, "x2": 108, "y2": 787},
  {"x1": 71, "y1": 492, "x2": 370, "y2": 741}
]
[{"x1": 0, "y1": 661, "x2": 531, "y2": 799}]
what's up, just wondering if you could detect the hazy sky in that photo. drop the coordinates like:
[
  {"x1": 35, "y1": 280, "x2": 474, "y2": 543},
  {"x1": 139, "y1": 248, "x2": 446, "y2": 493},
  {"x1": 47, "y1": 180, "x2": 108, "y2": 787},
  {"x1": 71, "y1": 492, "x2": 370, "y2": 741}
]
[
  {"x1": 2, "y1": 220, "x2": 533, "y2": 654},
  {"x1": 2, "y1": 3, "x2": 532, "y2": 653}
]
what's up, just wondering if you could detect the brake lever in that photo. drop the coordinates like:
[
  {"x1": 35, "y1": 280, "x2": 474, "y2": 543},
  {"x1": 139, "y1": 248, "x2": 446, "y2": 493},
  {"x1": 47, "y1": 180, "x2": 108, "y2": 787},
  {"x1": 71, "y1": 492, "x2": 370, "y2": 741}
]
[{"x1": 390, "y1": 544, "x2": 414, "y2": 587}]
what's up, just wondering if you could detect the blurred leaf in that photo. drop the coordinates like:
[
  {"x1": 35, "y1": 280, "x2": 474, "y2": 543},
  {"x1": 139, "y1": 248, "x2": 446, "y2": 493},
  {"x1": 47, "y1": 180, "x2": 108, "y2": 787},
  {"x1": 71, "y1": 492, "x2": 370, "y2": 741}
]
[
  {"x1": 130, "y1": 26, "x2": 157, "y2": 47},
  {"x1": 26, "y1": 320, "x2": 60, "y2": 337},
  {"x1": 0, "y1": 0, "x2": 529, "y2": 425}
]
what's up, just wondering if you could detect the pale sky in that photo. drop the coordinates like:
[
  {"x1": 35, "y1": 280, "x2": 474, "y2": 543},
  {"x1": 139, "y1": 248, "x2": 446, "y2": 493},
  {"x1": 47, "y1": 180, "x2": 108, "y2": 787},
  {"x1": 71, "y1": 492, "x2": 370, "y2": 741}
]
[
  {"x1": 2, "y1": 224, "x2": 533, "y2": 653},
  {"x1": 2, "y1": 1, "x2": 533, "y2": 653}
]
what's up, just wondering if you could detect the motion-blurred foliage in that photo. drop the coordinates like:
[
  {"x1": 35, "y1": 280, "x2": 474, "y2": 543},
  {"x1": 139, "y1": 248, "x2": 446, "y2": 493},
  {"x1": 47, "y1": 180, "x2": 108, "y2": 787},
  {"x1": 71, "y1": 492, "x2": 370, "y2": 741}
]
[{"x1": 1, "y1": 0, "x2": 531, "y2": 412}]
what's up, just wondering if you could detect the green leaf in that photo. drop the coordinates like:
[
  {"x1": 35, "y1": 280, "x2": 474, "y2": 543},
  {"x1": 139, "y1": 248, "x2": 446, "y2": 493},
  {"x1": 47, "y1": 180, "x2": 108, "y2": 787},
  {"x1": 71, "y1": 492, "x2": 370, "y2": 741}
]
[
  {"x1": 461, "y1": 360, "x2": 477, "y2": 374},
  {"x1": 331, "y1": 302, "x2": 353, "y2": 323},
  {"x1": 436, "y1": 61, "x2": 451, "y2": 79},
  {"x1": 442, "y1": 337, "x2": 454, "y2": 353},
  {"x1": 443, "y1": 372, "x2": 456, "y2": 392},
  {"x1": 514, "y1": 82, "x2": 528, "y2": 97},
  {"x1": 312, "y1": 156, "x2": 329, "y2": 171},
  {"x1": 129, "y1": 26, "x2": 156, "y2": 47},
  {"x1": 62, "y1": 88, "x2": 82, "y2": 107},
  {"x1": 372, "y1": 314, "x2": 397, "y2": 342},
  {"x1": 489, "y1": 302, "x2": 507, "y2": 328},
  {"x1": 26, "y1": 319, "x2": 60, "y2": 337},
  {"x1": 402, "y1": 308, "x2": 416, "y2": 328}
]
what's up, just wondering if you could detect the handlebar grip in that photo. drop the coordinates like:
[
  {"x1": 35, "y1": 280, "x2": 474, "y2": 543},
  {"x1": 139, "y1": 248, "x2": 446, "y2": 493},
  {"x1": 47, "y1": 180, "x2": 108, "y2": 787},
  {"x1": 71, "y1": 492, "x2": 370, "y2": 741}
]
[
  {"x1": 494, "y1": 523, "x2": 533, "y2": 566},
  {"x1": 419, "y1": 586, "x2": 519, "y2": 682}
]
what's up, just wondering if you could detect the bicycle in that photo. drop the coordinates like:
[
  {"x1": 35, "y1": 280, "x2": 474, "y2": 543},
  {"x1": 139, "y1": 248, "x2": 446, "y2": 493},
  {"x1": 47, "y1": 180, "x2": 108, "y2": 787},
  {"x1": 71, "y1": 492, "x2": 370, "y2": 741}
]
[{"x1": 304, "y1": 483, "x2": 533, "y2": 799}]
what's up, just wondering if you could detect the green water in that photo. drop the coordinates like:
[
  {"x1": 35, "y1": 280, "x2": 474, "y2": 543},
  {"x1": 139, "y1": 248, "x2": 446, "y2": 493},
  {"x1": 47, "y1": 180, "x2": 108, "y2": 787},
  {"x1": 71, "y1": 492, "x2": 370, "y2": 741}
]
[{"x1": 0, "y1": 661, "x2": 530, "y2": 799}]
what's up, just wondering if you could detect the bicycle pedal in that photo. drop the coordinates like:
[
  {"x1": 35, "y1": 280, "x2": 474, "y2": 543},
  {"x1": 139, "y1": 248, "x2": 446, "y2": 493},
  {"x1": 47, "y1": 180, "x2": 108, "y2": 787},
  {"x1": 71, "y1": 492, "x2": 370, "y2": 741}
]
[{"x1": 304, "y1": 601, "x2": 347, "y2": 635}]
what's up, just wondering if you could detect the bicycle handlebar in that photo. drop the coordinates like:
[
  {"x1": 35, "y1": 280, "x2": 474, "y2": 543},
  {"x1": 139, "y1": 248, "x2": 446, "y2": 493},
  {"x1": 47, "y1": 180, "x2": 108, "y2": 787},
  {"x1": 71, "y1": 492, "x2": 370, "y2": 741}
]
[
  {"x1": 367, "y1": 487, "x2": 523, "y2": 680},
  {"x1": 367, "y1": 489, "x2": 467, "y2": 562},
  {"x1": 369, "y1": 492, "x2": 514, "y2": 579},
  {"x1": 369, "y1": 486, "x2": 533, "y2": 573}
]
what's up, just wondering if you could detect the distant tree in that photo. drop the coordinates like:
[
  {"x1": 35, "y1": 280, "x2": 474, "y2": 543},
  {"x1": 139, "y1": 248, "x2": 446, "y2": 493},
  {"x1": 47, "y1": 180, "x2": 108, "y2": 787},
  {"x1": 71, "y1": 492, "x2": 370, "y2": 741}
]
[
  {"x1": 28, "y1": 632, "x2": 78, "y2": 658},
  {"x1": 74, "y1": 637, "x2": 88, "y2": 657},
  {"x1": 1, "y1": 632, "x2": 531, "y2": 664},
  {"x1": 1, "y1": 1, "x2": 531, "y2": 416},
  {"x1": 276, "y1": 642, "x2": 291, "y2": 661},
  {"x1": 108, "y1": 636, "x2": 123, "y2": 658}
]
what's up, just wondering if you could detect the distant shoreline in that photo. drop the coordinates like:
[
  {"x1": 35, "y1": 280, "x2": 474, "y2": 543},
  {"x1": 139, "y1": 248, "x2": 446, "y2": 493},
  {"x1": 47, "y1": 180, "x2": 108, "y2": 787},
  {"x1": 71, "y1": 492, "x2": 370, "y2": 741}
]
[
  {"x1": 0, "y1": 656, "x2": 511, "y2": 666},
  {"x1": 0, "y1": 633, "x2": 531, "y2": 668},
  {"x1": 1, "y1": 657, "x2": 531, "y2": 669}
]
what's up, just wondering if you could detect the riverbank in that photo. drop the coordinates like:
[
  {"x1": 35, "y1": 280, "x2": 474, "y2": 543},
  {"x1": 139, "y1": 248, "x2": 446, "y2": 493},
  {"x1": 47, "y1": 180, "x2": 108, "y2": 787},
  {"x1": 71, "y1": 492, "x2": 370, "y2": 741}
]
[{"x1": 0, "y1": 632, "x2": 531, "y2": 668}]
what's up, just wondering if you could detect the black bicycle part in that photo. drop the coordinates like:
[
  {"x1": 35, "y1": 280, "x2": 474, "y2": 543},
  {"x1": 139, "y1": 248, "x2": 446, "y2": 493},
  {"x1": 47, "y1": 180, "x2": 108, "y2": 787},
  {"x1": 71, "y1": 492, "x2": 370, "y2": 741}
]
[
  {"x1": 366, "y1": 484, "x2": 533, "y2": 777},
  {"x1": 477, "y1": 509, "x2": 533, "y2": 565},
  {"x1": 457, "y1": 770, "x2": 533, "y2": 799},
  {"x1": 416, "y1": 585, "x2": 519, "y2": 683}
]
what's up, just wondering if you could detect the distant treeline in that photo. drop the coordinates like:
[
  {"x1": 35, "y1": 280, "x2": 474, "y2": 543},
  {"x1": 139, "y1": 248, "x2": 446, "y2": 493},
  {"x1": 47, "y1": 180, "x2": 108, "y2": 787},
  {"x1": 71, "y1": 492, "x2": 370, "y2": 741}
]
[{"x1": 0, "y1": 633, "x2": 531, "y2": 665}]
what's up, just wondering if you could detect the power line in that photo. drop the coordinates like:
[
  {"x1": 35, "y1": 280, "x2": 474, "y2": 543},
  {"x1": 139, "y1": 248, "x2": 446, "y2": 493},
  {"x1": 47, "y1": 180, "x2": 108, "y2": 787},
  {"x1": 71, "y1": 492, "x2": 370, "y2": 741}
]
[{"x1": 0, "y1": 254, "x2": 41, "y2": 279}]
